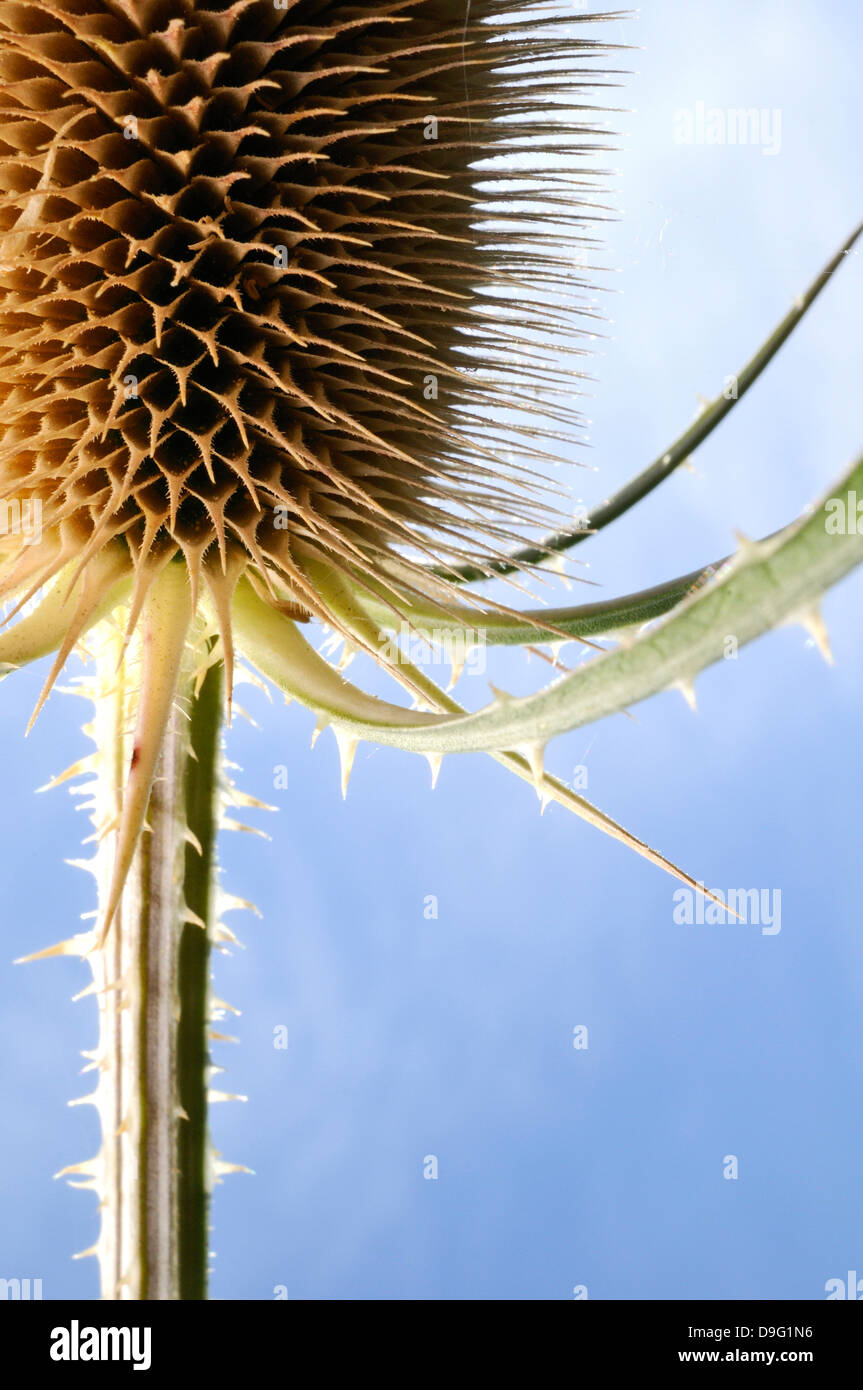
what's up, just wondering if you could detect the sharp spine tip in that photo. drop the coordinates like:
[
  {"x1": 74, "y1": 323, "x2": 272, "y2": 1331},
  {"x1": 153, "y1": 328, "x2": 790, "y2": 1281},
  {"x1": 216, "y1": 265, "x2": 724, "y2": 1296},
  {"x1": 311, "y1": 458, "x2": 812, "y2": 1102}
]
[{"x1": 333, "y1": 727, "x2": 359, "y2": 798}]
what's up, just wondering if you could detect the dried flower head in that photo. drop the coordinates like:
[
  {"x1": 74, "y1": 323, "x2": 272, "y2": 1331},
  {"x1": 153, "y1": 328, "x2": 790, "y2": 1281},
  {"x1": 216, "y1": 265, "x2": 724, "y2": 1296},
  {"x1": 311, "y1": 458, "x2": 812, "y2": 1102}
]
[{"x1": 0, "y1": 0, "x2": 613, "y2": 661}]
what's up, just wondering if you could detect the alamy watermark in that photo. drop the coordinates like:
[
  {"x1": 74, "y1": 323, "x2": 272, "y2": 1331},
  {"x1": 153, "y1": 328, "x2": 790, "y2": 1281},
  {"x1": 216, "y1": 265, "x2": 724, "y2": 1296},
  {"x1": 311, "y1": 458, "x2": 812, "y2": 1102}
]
[
  {"x1": 825, "y1": 1270, "x2": 863, "y2": 1300},
  {"x1": 673, "y1": 886, "x2": 782, "y2": 936},
  {"x1": 1, "y1": 1276, "x2": 42, "y2": 1299},
  {"x1": 673, "y1": 102, "x2": 782, "y2": 157},
  {"x1": 824, "y1": 491, "x2": 863, "y2": 534},
  {"x1": 0, "y1": 498, "x2": 42, "y2": 546},
  {"x1": 378, "y1": 623, "x2": 487, "y2": 676},
  {"x1": 50, "y1": 1321, "x2": 151, "y2": 1371}
]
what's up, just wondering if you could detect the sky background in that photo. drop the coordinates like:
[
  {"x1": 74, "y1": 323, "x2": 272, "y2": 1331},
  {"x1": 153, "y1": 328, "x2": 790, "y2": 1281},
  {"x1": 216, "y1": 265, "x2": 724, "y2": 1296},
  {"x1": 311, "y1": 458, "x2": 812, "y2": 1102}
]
[{"x1": 1, "y1": 0, "x2": 862, "y2": 1300}]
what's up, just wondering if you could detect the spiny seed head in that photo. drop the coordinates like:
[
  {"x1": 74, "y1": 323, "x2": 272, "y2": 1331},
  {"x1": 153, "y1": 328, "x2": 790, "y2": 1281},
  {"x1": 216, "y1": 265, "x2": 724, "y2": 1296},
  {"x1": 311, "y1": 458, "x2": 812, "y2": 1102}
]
[{"x1": 0, "y1": 0, "x2": 616, "y2": 639}]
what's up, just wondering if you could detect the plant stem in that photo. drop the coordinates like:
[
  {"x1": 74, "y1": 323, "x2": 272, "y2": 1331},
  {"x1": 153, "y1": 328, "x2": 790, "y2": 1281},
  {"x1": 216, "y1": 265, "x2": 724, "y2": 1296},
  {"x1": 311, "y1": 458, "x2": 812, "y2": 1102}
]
[
  {"x1": 88, "y1": 622, "x2": 223, "y2": 1299},
  {"x1": 177, "y1": 654, "x2": 223, "y2": 1300}
]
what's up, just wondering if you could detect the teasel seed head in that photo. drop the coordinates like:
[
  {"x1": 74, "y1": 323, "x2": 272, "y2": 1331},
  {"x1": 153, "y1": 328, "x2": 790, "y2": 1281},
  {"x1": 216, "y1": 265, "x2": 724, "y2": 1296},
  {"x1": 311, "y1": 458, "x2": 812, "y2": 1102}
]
[{"x1": 0, "y1": 0, "x2": 616, "y2": 672}]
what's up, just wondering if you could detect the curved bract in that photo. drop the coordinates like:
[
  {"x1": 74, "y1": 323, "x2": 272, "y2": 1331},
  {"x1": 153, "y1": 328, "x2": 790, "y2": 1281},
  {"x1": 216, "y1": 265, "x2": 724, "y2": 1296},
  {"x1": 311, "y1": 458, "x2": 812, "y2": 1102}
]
[{"x1": 235, "y1": 452, "x2": 863, "y2": 758}]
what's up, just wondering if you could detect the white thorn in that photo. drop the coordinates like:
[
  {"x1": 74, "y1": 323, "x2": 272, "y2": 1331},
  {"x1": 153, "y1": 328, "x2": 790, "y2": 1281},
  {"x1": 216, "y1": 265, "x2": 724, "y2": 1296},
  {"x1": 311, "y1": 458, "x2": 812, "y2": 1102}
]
[
  {"x1": 310, "y1": 713, "x2": 329, "y2": 748},
  {"x1": 446, "y1": 647, "x2": 466, "y2": 691},
  {"x1": 15, "y1": 930, "x2": 93, "y2": 964},
  {"x1": 731, "y1": 528, "x2": 765, "y2": 564},
  {"x1": 213, "y1": 1159, "x2": 254, "y2": 1178},
  {"x1": 184, "y1": 827, "x2": 204, "y2": 856},
  {"x1": 220, "y1": 817, "x2": 271, "y2": 840},
  {"x1": 216, "y1": 890, "x2": 261, "y2": 918},
  {"x1": 71, "y1": 980, "x2": 100, "y2": 1003},
  {"x1": 334, "y1": 727, "x2": 359, "y2": 798},
  {"x1": 674, "y1": 679, "x2": 698, "y2": 712},
  {"x1": 36, "y1": 757, "x2": 95, "y2": 793},
  {"x1": 63, "y1": 856, "x2": 99, "y2": 880},
  {"x1": 337, "y1": 639, "x2": 359, "y2": 672},
  {"x1": 542, "y1": 552, "x2": 569, "y2": 577},
  {"x1": 212, "y1": 995, "x2": 242, "y2": 1016},
  {"x1": 214, "y1": 923, "x2": 244, "y2": 948},
  {"x1": 54, "y1": 1157, "x2": 100, "y2": 1182},
  {"x1": 425, "y1": 751, "x2": 443, "y2": 789},
  {"x1": 226, "y1": 787, "x2": 277, "y2": 812},
  {"x1": 67, "y1": 1092, "x2": 99, "y2": 1109},
  {"x1": 231, "y1": 702, "x2": 259, "y2": 728},
  {"x1": 516, "y1": 741, "x2": 546, "y2": 801},
  {"x1": 488, "y1": 681, "x2": 514, "y2": 705},
  {"x1": 792, "y1": 603, "x2": 834, "y2": 666}
]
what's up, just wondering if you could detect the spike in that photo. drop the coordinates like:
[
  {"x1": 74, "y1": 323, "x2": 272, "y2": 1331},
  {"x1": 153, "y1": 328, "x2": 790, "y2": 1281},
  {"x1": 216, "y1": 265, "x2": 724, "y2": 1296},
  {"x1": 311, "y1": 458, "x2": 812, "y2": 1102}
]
[
  {"x1": 674, "y1": 679, "x2": 698, "y2": 712},
  {"x1": 731, "y1": 528, "x2": 763, "y2": 564},
  {"x1": 230, "y1": 702, "x2": 259, "y2": 728},
  {"x1": 213, "y1": 1159, "x2": 254, "y2": 1179},
  {"x1": 211, "y1": 996, "x2": 242, "y2": 1017},
  {"x1": 184, "y1": 828, "x2": 204, "y2": 856},
  {"x1": 214, "y1": 924, "x2": 244, "y2": 947},
  {"x1": 542, "y1": 552, "x2": 570, "y2": 578},
  {"x1": 36, "y1": 757, "x2": 95, "y2": 793},
  {"x1": 425, "y1": 751, "x2": 443, "y2": 789},
  {"x1": 220, "y1": 817, "x2": 271, "y2": 839},
  {"x1": 54, "y1": 1158, "x2": 100, "y2": 1181},
  {"x1": 446, "y1": 645, "x2": 466, "y2": 691},
  {"x1": 71, "y1": 980, "x2": 101, "y2": 1003},
  {"x1": 516, "y1": 741, "x2": 547, "y2": 801},
  {"x1": 311, "y1": 713, "x2": 329, "y2": 748},
  {"x1": 333, "y1": 727, "x2": 359, "y2": 798},
  {"x1": 337, "y1": 639, "x2": 359, "y2": 672},
  {"x1": 68, "y1": 1092, "x2": 99, "y2": 1109},
  {"x1": 15, "y1": 931, "x2": 92, "y2": 964},
  {"x1": 225, "y1": 787, "x2": 277, "y2": 812},
  {"x1": 208, "y1": 1090, "x2": 248, "y2": 1104},
  {"x1": 64, "y1": 857, "x2": 99, "y2": 879},
  {"x1": 793, "y1": 603, "x2": 834, "y2": 665},
  {"x1": 216, "y1": 892, "x2": 261, "y2": 918}
]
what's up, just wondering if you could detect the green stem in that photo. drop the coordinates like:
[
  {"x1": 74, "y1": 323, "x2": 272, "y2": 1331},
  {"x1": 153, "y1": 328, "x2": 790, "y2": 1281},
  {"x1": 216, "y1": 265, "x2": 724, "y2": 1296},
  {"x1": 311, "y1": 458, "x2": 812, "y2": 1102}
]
[
  {"x1": 87, "y1": 623, "x2": 223, "y2": 1299},
  {"x1": 177, "y1": 654, "x2": 223, "y2": 1301}
]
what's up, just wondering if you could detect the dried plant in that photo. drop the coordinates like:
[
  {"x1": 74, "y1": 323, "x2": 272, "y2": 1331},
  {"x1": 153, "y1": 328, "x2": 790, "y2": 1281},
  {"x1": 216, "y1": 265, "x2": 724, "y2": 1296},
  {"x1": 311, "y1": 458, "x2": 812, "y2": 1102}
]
[{"x1": 0, "y1": 0, "x2": 859, "y2": 1299}]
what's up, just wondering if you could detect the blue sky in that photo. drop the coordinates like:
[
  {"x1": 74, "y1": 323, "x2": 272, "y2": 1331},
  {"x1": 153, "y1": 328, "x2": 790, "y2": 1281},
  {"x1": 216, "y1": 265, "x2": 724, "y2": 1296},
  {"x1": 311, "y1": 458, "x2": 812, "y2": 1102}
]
[{"x1": 1, "y1": 0, "x2": 862, "y2": 1300}]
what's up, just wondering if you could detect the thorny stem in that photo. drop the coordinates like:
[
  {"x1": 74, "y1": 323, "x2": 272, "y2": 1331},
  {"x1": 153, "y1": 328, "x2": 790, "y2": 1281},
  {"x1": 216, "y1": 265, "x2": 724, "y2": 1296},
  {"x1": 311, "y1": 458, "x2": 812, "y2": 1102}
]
[
  {"x1": 90, "y1": 622, "x2": 222, "y2": 1300},
  {"x1": 136, "y1": 698, "x2": 187, "y2": 1300},
  {"x1": 177, "y1": 653, "x2": 223, "y2": 1301}
]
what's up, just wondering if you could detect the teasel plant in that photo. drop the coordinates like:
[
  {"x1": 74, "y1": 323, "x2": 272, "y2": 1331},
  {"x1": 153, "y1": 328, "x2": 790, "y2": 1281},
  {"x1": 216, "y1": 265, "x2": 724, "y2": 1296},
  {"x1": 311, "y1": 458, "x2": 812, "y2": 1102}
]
[{"x1": 0, "y1": 0, "x2": 859, "y2": 1301}]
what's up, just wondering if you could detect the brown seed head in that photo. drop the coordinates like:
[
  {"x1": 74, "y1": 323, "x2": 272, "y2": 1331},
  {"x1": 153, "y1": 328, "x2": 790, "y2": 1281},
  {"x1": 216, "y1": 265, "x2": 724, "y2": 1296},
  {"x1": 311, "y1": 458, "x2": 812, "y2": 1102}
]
[{"x1": 0, "y1": 0, "x2": 617, "y2": 627}]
